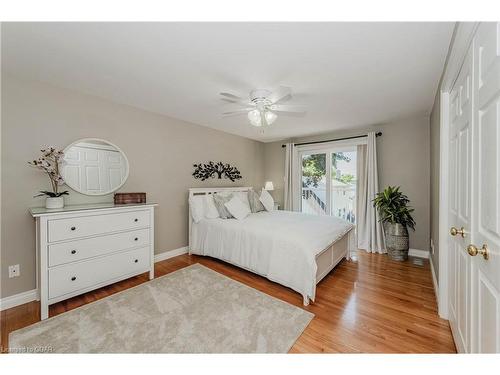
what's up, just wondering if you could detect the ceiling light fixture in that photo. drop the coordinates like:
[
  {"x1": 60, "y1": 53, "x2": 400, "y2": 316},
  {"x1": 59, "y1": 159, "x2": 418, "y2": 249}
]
[
  {"x1": 221, "y1": 87, "x2": 306, "y2": 128},
  {"x1": 247, "y1": 110, "x2": 277, "y2": 127}
]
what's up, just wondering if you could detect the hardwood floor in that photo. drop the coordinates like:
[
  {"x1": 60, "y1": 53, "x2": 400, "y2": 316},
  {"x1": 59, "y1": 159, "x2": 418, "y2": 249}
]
[{"x1": 1, "y1": 251, "x2": 456, "y2": 353}]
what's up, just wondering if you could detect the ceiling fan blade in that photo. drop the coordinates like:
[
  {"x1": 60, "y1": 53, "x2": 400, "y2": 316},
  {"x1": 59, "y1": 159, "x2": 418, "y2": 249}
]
[
  {"x1": 220, "y1": 92, "x2": 246, "y2": 101},
  {"x1": 270, "y1": 104, "x2": 306, "y2": 113},
  {"x1": 221, "y1": 98, "x2": 253, "y2": 107},
  {"x1": 268, "y1": 86, "x2": 292, "y2": 104},
  {"x1": 222, "y1": 109, "x2": 251, "y2": 116}
]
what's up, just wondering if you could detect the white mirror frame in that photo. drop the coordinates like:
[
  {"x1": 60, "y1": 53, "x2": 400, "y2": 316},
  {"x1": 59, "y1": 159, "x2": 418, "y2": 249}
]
[{"x1": 60, "y1": 138, "x2": 130, "y2": 196}]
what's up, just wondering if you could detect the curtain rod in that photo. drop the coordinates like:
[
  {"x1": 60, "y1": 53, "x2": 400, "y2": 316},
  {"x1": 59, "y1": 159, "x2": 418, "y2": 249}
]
[{"x1": 281, "y1": 132, "x2": 382, "y2": 148}]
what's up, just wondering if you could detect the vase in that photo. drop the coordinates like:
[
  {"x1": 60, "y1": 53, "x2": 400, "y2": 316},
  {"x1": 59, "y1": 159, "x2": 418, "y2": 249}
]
[
  {"x1": 46, "y1": 197, "x2": 64, "y2": 209},
  {"x1": 383, "y1": 222, "x2": 409, "y2": 261}
]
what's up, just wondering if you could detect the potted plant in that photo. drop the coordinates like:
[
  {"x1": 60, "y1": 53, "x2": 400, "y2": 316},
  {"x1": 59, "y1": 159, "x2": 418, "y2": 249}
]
[
  {"x1": 28, "y1": 147, "x2": 69, "y2": 209},
  {"x1": 373, "y1": 186, "x2": 415, "y2": 261}
]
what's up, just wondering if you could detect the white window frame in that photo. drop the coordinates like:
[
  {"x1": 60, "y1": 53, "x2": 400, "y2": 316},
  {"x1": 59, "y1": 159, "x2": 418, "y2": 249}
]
[{"x1": 294, "y1": 138, "x2": 367, "y2": 215}]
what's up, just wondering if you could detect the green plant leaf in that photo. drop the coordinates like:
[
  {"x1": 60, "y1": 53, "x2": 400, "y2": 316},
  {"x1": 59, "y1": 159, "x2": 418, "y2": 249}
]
[{"x1": 372, "y1": 185, "x2": 416, "y2": 230}]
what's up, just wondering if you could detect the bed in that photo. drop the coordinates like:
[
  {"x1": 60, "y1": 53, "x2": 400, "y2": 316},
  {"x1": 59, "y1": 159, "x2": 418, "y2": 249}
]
[{"x1": 188, "y1": 187, "x2": 355, "y2": 305}]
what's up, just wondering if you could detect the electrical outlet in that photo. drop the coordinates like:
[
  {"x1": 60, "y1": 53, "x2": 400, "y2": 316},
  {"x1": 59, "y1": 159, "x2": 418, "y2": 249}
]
[
  {"x1": 430, "y1": 239, "x2": 435, "y2": 255},
  {"x1": 8, "y1": 264, "x2": 20, "y2": 278}
]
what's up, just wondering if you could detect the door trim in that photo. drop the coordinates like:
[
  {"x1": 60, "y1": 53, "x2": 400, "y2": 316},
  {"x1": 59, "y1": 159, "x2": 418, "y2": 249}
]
[{"x1": 438, "y1": 22, "x2": 479, "y2": 320}]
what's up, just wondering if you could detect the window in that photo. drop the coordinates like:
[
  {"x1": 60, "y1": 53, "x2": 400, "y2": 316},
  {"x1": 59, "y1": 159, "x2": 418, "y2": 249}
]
[{"x1": 298, "y1": 143, "x2": 359, "y2": 223}]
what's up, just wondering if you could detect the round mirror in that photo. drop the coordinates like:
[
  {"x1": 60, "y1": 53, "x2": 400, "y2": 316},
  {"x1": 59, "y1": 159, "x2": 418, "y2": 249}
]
[{"x1": 60, "y1": 138, "x2": 129, "y2": 196}]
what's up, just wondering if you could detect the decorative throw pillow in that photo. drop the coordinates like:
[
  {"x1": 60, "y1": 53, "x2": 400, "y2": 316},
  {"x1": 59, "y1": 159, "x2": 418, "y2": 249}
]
[
  {"x1": 248, "y1": 189, "x2": 265, "y2": 213},
  {"x1": 213, "y1": 193, "x2": 234, "y2": 219},
  {"x1": 224, "y1": 196, "x2": 251, "y2": 220},
  {"x1": 233, "y1": 191, "x2": 251, "y2": 212},
  {"x1": 204, "y1": 195, "x2": 220, "y2": 219},
  {"x1": 259, "y1": 189, "x2": 275, "y2": 212},
  {"x1": 189, "y1": 195, "x2": 205, "y2": 223}
]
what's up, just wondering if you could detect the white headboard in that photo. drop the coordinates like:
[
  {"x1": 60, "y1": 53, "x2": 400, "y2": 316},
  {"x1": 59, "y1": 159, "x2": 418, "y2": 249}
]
[
  {"x1": 188, "y1": 187, "x2": 253, "y2": 252},
  {"x1": 189, "y1": 186, "x2": 252, "y2": 198}
]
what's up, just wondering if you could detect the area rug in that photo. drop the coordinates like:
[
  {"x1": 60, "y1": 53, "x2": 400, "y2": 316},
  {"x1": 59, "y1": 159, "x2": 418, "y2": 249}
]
[{"x1": 9, "y1": 264, "x2": 313, "y2": 353}]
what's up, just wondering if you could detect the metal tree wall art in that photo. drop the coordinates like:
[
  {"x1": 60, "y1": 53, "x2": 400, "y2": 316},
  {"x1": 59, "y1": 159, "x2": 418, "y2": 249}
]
[{"x1": 192, "y1": 161, "x2": 242, "y2": 182}]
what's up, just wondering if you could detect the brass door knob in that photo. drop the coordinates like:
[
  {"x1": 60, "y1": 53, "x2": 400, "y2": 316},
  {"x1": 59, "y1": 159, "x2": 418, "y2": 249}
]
[
  {"x1": 450, "y1": 226, "x2": 466, "y2": 237},
  {"x1": 467, "y1": 244, "x2": 489, "y2": 260}
]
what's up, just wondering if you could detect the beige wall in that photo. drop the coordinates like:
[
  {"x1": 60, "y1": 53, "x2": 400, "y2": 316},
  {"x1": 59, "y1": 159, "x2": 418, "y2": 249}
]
[
  {"x1": 0, "y1": 75, "x2": 434, "y2": 298},
  {"x1": 426, "y1": 25, "x2": 456, "y2": 285},
  {"x1": 1, "y1": 75, "x2": 265, "y2": 298},
  {"x1": 263, "y1": 115, "x2": 431, "y2": 251},
  {"x1": 429, "y1": 91, "x2": 440, "y2": 280},
  {"x1": 263, "y1": 141, "x2": 286, "y2": 207}
]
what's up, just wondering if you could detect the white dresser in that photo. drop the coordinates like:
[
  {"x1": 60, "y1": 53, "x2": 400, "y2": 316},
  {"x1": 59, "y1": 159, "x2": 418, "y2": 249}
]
[{"x1": 30, "y1": 203, "x2": 157, "y2": 320}]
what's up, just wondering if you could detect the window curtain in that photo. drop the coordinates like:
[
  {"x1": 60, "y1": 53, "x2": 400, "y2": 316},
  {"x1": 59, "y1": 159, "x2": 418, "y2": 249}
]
[
  {"x1": 356, "y1": 132, "x2": 385, "y2": 253},
  {"x1": 283, "y1": 143, "x2": 295, "y2": 211}
]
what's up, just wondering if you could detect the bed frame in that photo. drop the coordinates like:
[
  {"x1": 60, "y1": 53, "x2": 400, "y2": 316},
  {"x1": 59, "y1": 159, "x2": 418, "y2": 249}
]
[{"x1": 188, "y1": 187, "x2": 355, "y2": 306}]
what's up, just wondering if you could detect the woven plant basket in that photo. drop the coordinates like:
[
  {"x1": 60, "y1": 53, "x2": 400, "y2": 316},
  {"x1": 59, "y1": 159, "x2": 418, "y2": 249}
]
[{"x1": 384, "y1": 222, "x2": 409, "y2": 261}]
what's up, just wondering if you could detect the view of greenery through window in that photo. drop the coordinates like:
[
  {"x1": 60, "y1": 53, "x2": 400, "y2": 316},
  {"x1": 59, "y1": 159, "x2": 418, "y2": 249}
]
[
  {"x1": 302, "y1": 153, "x2": 354, "y2": 186},
  {"x1": 301, "y1": 151, "x2": 357, "y2": 223}
]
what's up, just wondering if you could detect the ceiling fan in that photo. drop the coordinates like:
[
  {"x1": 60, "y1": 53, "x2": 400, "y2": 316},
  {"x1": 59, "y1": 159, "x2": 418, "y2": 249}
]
[{"x1": 220, "y1": 86, "x2": 305, "y2": 127}]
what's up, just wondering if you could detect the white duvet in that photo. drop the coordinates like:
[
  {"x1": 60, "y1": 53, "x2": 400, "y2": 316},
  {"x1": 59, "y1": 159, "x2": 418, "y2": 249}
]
[{"x1": 190, "y1": 210, "x2": 354, "y2": 303}]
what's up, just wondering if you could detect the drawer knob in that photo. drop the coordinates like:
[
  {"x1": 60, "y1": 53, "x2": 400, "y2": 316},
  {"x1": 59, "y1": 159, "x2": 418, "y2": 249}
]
[
  {"x1": 134, "y1": 259, "x2": 138, "y2": 263},
  {"x1": 134, "y1": 218, "x2": 138, "y2": 222},
  {"x1": 71, "y1": 250, "x2": 77, "y2": 254},
  {"x1": 70, "y1": 226, "x2": 76, "y2": 231},
  {"x1": 134, "y1": 237, "x2": 139, "y2": 241},
  {"x1": 71, "y1": 276, "x2": 77, "y2": 281}
]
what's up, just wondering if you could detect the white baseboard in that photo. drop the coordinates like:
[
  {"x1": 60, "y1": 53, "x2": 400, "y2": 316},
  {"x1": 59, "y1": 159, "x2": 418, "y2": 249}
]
[
  {"x1": 0, "y1": 289, "x2": 38, "y2": 311},
  {"x1": 430, "y1": 257, "x2": 439, "y2": 303},
  {"x1": 0, "y1": 246, "x2": 190, "y2": 312},
  {"x1": 154, "y1": 246, "x2": 189, "y2": 262},
  {"x1": 409, "y1": 248, "x2": 430, "y2": 259}
]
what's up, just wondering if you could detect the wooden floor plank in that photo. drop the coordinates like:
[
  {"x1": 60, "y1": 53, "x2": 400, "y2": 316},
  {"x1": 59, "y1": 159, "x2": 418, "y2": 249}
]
[{"x1": 0, "y1": 251, "x2": 456, "y2": 353}]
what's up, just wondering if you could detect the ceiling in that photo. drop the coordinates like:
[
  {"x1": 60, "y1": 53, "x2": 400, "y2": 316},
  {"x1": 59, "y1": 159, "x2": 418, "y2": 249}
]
[{"x1": 2, "y1": 22, "x2": 454, "y2": 142}]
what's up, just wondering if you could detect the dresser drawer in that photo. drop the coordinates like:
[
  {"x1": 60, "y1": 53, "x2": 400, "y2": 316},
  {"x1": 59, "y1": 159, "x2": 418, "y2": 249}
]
[
  {"x1": 48, "y1": 228, "x2": 150, "y2": 267},
  {"x1": 48, "y1": 210, "x2": 150, "y2": 242},
  {"x1": 48, "y1": 246, "x2": 150, "y2": 299}
]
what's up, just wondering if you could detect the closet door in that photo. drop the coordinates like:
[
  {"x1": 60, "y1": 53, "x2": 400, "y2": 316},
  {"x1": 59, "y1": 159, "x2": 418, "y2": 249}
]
[
  {"x1": 447, "y1": 43, "x2": 473, "y2": 353},
  {"x1": 470, "y1": 22, "x2": 500, "y2": 353}
]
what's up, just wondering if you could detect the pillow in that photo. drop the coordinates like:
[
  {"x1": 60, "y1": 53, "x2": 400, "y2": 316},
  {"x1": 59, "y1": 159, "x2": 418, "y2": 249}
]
[
  {"x1": 189, "y1": 195, "x2": 205, "y2": 223},
  {"x1": 204, "y1": 195, "x2": 220, "y2": 219},
  {"x1": 213, "y1": 193, "x2": 234, "y2": 219},
  {"x1": 259, "y1": 189, "x2": 275, "y2": 212},
  {"x1": 248, "y1": 189, "x2": 265, "y2": 213},
  {"x1": 224, "y1": 196, "x2": 251, "y2": 220},
  {"x1": 233, "y1": 191, "x2": 251, "y2": 212}
]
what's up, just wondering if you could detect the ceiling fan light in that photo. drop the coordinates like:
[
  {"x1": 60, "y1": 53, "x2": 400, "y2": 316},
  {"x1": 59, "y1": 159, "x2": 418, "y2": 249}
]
[
  {"x1": 247, "y1": 109, "x2": 277, "y2": 127},
  {"x1": 265, "y1": 111, "x2": 277, "y2": 125},
  {"x1": 248, "y1": 109, "x2": 263, "y2": 127}
]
